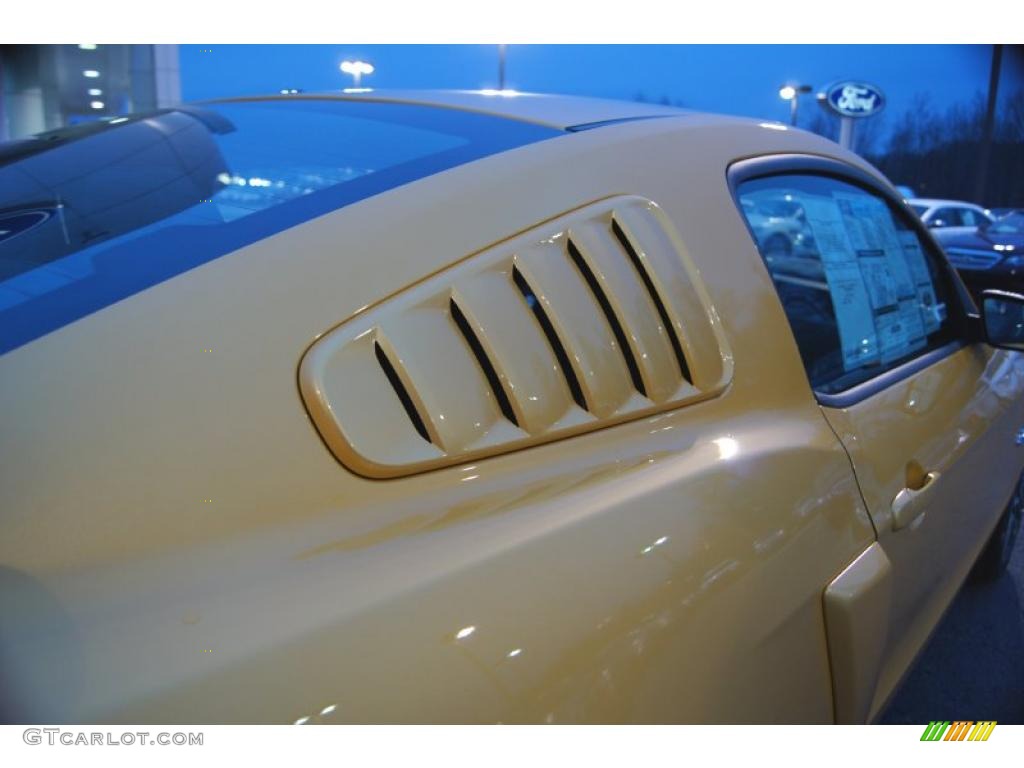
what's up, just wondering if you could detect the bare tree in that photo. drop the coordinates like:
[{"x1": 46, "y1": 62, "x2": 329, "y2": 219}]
[
  {"x1": 872, "y1": 87, "x2": 1024, "y2": 206},
  {"x1": 853, "y1": 114, "x2": 886, "y2": 156}
]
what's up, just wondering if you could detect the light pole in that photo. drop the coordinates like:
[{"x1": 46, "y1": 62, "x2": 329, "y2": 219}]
[
  {"x1": 340, "y1": 60, "x2": 374, "y2": 89},
  {"x1": 975, "y1": 44, "x2": 1003, "y2": 204},
  {"x1": 779, "y1": 84, "x2": 812, "y2": 126},
  {"x1": 498, "y1": 45, "x2": 507, "y2": 91}
]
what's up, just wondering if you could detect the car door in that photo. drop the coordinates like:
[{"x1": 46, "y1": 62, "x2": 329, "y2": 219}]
[
  {"x1": 959, "y1": 207, "x2": 990, "y2": 229},
  {"x1": 732, "y1": 157, "x2": 1024, "y2": 721},
  {"x1": 934, "y1": 206, "x2": 986, "y2": 235}
]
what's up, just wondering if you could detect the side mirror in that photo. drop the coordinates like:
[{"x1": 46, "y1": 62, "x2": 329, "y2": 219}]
[{"x1": 982, "y1": 290, "x2": 1024, "y2": 351}]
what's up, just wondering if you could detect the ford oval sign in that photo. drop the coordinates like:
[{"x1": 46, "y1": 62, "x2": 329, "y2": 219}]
[{"x1": 824, "y1": 81, "x2": 885, "y2": 118}]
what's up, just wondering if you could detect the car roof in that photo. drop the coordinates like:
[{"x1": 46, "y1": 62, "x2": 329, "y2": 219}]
[
  {"x1": 259, "y1": 89, "x2": 690, "y2": 130},
  {"x1": 907, "y1": 198, "x2": 985, "y2": 209}
]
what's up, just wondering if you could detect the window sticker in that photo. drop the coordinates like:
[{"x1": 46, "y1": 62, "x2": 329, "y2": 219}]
[
  {"x1": 823, "y1": 262, "x2": 881, "y2": 369},
  {"x1": 878, "y1": 300, "x2": 928, "y2": 365},
  {"x1": 799, "y1": 196, "x2": 880, "y2": 370},
  {"x1": 796, "y1": 190, "x2": 942, "y2": 374},
  {"x1": 800, "y1": 197, "x2": 854, "y2": 266},
  {"x1": 833, "y1": 192, "x2": 918, "y2": 305},
  {"x1": 858, "y1": 254, "x2": 899, "y2": 310},
  {"x1": 897, "y1": 230, "x2": 943, "y2": 335}
]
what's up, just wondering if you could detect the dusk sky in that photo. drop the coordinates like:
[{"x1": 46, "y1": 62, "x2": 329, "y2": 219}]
[{"x1": 181, "y1": 44, "x2": 1024, "y2": 142}]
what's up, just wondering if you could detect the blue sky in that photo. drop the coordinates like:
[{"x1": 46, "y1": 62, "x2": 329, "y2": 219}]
[{"x1": 181, "y1": 45, "x2": 1024, "y2": 141}]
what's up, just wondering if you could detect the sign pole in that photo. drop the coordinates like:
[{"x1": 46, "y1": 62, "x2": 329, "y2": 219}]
[{"x1": 838, "y1": 117, "x2": 854, "y2": 150}]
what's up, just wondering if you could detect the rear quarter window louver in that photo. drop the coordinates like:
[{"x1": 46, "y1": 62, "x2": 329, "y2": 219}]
[{"x1": 299, "y1": 196, "x2": 733, "y2": 478}]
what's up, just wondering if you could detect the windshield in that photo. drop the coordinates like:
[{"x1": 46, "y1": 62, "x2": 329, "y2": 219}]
[
  {"x1": 0, "y1": 98, "x2": 560, "y2": 355},
  {"x1": 910, "y1": 204, "x2": 929, "y2": 217}
]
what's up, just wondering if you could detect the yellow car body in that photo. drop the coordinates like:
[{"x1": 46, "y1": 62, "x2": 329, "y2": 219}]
[{"x1": 0, "y1": 91, "x2": 1021, "y2": 724}]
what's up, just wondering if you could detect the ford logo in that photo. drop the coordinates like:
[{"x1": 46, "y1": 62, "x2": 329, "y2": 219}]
[{"x1": 824, "y1": 81, "x2": 885, "y2": 118}]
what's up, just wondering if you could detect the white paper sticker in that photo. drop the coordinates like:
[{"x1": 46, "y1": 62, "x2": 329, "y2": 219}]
[
  {"x1": 822, "y1": 261, "x2": 881, "y2": 369},
  {"x1": 800, "y1": 195, "x2": 879, "y2": 371},
  {"x1": 795, "y1": 189, "x2": 942, "y2": 374}
]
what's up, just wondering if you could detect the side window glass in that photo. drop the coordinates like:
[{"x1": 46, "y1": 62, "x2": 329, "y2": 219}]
[
  {"x1": 961, "y1": 209, "x2": 986, "y2": 227},
  {"x1": 737, "y1": 174, "x2": 959, "y2": 395},
  {"x1": 933, "y1": 207, "x2": 959, "y2": 228}
]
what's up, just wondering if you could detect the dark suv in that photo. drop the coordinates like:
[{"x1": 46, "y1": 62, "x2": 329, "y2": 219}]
[{"x1": 935, "y1": 211, "x2": 1024, "y2": 302}]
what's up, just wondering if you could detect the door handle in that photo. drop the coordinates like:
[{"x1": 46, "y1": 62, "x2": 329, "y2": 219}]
[{"x1": 891, "y1": 471, "x2": 940, "y2": 530}]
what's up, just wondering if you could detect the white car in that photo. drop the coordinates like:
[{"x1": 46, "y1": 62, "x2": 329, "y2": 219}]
[
  {"x1": 907, "y1": 197, "x2": 994, "y2": 233},
  {"x1": 739, "y1": 197, "x2": 812, "y2": 256}
]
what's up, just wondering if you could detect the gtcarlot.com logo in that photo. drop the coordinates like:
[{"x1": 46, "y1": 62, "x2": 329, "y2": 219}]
[
  {"x1": 920, "y1": 721, "x2": 997, "y2": 741},
  {"x1": 23, "y1": 729, "x2": 203, "y2": 746}
]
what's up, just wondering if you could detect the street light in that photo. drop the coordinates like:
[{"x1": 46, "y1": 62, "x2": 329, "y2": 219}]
[
  {"x1": 498, "y1": 44, "x2": 507, "y2": 91},
  {"x1": 779, "y1": 83, "x2": 812, "y2": 126},
  {"x1": 340, "y1": 60, "x2": 374, "y2": 89}
]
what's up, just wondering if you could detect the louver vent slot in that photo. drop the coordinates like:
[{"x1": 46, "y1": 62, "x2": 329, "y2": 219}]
[
  {"x1": 512, "y1": 266, "x2": 588, "y2": 412},
  {"x1": 566, "y1": 237, "x2": 647, "y2": 397},
  {"x1": 299, "y1": 195, "x2": 733, "y2": 478},
  {"x1": 611, "y1": 217, "x2": 693, "y2": 385},
  {"x1": 374, "y1": 340, "x2": 432, "y2": 444},
  {"x1": 449, "y1": 298, "x2": 519, "y2": 427}
]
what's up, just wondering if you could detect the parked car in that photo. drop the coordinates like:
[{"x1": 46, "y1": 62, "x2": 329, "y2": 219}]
[
  {"x1": 990, "y1": 207, "x2": 1021, "y2": 220},
  {"x1": 936, "y1": 211, "x2": 1024, "y2": 301},
  {"x1": 907, "y1": 197, "x2": 995, "y2": 232},
  {"x1": 739, "y1": 195, "x2": 814, "y2": 257},
  {"x1": 1, "y1": 92, "x2": 1023, "y2": 726}
]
